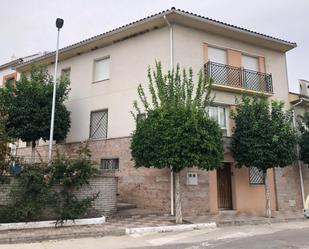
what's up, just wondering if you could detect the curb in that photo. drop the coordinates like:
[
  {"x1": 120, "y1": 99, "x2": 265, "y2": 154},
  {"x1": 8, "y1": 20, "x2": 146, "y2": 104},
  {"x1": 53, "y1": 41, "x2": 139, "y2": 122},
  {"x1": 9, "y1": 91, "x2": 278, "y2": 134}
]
[{"x1": 125, "y1": 222, "x2": 217, "y2": 235}]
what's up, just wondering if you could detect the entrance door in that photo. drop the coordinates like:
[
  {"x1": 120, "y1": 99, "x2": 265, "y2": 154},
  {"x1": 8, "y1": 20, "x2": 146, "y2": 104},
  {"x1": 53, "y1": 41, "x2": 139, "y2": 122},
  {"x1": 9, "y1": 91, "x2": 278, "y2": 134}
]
[{"x1": 217, "y1": 163, "x2": 233, "y2": 209}]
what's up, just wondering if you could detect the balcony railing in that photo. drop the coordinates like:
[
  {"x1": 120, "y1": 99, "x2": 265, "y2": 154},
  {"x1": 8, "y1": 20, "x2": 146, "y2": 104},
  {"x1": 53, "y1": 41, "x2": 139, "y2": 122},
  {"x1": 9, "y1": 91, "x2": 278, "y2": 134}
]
[{"x1": 204, "y1": 61, "x2": 273, "y2": 93}]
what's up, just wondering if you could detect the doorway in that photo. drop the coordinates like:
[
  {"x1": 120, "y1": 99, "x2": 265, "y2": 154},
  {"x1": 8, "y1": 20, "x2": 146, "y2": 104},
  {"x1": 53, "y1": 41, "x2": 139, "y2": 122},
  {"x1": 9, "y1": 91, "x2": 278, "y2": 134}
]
[{"x1": 217, "y1": 163, "x2": 233, "y2": 210}]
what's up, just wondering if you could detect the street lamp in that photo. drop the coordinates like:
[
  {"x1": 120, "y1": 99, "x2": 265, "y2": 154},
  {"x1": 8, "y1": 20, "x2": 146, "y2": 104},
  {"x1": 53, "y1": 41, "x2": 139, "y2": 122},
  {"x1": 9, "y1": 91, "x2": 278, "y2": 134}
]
[{"x1": 48, "y1": 18, "x2": 64, "y2": 163}]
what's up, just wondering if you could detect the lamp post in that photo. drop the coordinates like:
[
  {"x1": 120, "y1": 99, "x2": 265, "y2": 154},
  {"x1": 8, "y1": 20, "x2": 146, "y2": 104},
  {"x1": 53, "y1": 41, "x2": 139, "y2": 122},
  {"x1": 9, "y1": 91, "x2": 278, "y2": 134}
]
[{"x1": 48, "y1": 18, "x2": 64, "y2": 163}]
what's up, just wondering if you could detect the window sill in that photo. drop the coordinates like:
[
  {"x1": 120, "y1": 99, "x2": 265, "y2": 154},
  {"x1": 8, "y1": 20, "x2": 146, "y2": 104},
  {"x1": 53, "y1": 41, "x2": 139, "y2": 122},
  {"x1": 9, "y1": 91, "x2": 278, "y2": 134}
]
[{"x1": 92, "y1": 78, "x2": 110, "y2": 84}]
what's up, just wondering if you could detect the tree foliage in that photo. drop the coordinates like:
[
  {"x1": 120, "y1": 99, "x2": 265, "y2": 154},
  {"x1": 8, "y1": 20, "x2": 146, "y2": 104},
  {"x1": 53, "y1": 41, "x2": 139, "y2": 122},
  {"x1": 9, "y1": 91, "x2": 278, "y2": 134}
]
[
  {"x1": 298, "y1": 111, "x2": 309, "y2": 164},
  {"x1": 131, "y1": 62, "x2": 224, "y2": 173},
  {"x1": 231, "y1": 95, "x2": 297, "y2": 172},
  {"x1": 0, "y1": 143, "x2": 98, "y2": 224},
  {"x1": 0, "y1": 67, "x2": 71, "y2": 145}
]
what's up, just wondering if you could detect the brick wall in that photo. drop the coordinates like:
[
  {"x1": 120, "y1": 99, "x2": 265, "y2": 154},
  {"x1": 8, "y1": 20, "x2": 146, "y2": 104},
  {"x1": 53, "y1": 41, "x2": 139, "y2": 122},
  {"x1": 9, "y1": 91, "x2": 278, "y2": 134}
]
[
  {"x1": 0, "y1": 176, "x2": 117, "y2": 217},
  {"x1": 274, "y1": 166, "x2": 303, "y2": 210},
  {"x1": 16, "y1": 137, "x2": 305, "y2": 215}
]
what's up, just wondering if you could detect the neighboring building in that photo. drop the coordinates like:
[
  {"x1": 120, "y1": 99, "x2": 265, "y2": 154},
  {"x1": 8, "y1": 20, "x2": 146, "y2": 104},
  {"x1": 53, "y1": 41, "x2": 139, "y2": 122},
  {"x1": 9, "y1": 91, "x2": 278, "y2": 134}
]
[
  {"x1": 289, "y1": 79, "x2": 309, "y2": 210},
  {"x1": 15, "y1": 8, "x2": 303, "y2": 215},
  {"x1": 0, "y1": 53, "x2": 45, "y2": 87}
]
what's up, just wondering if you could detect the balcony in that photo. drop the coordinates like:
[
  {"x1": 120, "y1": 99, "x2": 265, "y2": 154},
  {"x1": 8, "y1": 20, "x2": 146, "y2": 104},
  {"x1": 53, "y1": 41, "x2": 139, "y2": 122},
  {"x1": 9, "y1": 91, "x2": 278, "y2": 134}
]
[{"x1": 204, "y1": 61, "x2": 273, "y2": 95}]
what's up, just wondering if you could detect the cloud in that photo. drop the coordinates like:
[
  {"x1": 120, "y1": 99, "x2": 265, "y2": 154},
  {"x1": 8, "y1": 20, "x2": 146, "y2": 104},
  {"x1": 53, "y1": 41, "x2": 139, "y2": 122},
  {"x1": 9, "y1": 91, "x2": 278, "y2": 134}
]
[{"x1": 0, "y1": 0, "x2": 307, "y2": 92}]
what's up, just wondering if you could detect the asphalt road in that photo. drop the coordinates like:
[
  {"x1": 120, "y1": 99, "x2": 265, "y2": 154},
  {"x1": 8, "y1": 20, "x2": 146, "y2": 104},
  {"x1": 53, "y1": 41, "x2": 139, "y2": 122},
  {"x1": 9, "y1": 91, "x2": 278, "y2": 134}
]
[{"x1": 2, "y1": 221, "x2": 309, "y2": 249}]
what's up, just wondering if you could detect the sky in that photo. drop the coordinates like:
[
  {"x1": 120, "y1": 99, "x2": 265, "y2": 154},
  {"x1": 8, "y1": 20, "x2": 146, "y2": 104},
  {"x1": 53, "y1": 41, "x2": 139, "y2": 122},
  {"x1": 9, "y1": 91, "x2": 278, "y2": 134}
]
[{"x1": 0, "y1": 0, "x2": 308, "y2": 93}]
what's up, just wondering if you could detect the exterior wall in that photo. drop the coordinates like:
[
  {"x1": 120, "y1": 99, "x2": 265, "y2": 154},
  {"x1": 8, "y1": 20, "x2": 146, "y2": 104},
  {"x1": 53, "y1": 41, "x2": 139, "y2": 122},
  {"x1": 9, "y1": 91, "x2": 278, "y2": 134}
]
[
  {"x1": 231, "y1": 166, "x2": 276, "y2": 213},
  {"x1": 0, "y1": 67, "x2": 16, "y2": 87},
  {"x1": 41, "y1": 27, "x2": 169, "y2": 143},
  {"x1": 275, "y1": 166, "x2": 303, "y2": 210},
  {"x1": 173, "y1": 24, "x2": 290, "y2": 106},
  {"x1": 0, "y1": 176, "x2": 117, "y2": 217}
]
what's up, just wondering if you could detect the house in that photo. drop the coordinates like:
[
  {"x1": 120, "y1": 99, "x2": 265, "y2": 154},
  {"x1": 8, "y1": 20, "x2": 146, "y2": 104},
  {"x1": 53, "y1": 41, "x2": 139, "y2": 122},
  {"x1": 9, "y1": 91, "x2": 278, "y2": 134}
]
[
  {"x1": 14, "y1": 8, "x2": 304, "y2": 215},
  {"x1": 0, "y1": 53, "x2": 46, "y2": 87}
]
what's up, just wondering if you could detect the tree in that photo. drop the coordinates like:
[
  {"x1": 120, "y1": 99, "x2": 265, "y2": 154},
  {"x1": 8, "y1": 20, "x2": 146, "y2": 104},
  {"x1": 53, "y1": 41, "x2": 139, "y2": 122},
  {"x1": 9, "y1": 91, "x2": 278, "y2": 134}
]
[
  {"x1": 298, "y1": 111, "x2": 309, "y2": 164},
  {"x1": 231, "y1": 95, "x2": 297, "y2": 218},
  {"x1": 131, "y1": 62, "x2": 224, "y2": 223},
  {"x1": 0, "y1": 67, "x2": 71, "y2": 162},
  {"x1": 0, "y1": 114, "x2": 9, "y2": 175}
]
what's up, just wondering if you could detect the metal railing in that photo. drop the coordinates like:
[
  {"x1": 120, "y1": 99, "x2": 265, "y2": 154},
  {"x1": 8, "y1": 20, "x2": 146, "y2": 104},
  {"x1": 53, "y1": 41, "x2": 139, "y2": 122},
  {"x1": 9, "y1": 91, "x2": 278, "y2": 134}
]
[{"x1": 204, "y1": 61, "x2": 273, "y2": 93}]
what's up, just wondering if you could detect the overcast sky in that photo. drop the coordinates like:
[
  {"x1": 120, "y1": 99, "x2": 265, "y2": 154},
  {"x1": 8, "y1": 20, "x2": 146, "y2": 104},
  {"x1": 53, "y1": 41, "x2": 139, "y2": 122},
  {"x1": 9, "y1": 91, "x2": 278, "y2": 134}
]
[{"x1": 0, "y1": 0, "x2": 308, "y2": 92}]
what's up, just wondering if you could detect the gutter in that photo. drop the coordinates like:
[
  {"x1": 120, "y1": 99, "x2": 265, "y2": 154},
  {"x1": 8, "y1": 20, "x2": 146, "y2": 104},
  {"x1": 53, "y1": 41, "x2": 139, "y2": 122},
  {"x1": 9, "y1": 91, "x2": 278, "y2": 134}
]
[
  {"x1": 291, "y1": 98, "x2": 308, "y2": 209},
  {"x1": 164, "y1": 14, "x2": 175, "y2": 216}
]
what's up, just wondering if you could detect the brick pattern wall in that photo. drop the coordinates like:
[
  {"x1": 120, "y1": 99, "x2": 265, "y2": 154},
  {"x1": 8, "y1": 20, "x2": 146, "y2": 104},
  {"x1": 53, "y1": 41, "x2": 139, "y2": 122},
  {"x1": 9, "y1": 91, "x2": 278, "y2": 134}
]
[
  {"x1": 0, "y1": 178, "x2": 19, "y2": 206},
  {"x1": 180, "y1": 168, "x2": 210, "y2": 215},
  {"x1": 16, "y1": 137, "x2": 305, "y2": 215},
  {"x1": 275, "y1": 166, "x2": 303, "y2": 210},
  {"x1": 75, "y1": 176, "x2": 118, "y2": 216},
  {"x1": 0, "y1": 176, "x2": 117, "y2": 217}
]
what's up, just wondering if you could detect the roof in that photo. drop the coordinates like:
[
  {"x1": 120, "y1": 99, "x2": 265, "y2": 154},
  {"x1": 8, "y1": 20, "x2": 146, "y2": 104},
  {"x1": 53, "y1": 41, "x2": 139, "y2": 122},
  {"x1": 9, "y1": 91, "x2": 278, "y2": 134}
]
[
  {"x1": 0, "y1": 52, "x2": 46, "y2": 70},
  {"x1": 16, "y1": 7, "x2": 297, "y2": 71}
]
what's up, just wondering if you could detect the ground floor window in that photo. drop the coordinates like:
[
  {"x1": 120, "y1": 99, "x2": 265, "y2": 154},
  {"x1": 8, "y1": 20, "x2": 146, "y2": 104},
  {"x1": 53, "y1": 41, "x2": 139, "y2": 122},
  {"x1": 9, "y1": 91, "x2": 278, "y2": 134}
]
[
  {"x1": 249, "y1": 166, "x2": 265, "y2": 184},
  {"x1": 101, "y1": 158, "x2": 119, "y2": 171}
]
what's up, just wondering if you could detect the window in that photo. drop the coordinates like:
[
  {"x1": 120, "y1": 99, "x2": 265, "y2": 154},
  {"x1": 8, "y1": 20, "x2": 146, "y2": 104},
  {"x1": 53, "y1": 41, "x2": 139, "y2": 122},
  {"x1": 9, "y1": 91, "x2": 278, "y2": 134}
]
[
  {"x1": 61, "y1": 68, "x2": 71, "y2": 80},
  {"x1": 26, "y1": 141, "x2": 32, "y2": 147},
  {"x1": 242, "y1": 55, "x2": 259, "y2": 71},
  {"x1": 208, "y1": 47, "x2": 227, "y2": 64},
  {"x1": 242, "y1": 55, "x2": 260, "y2": 90},
  {"x1": 249, "y1": 167, "x2": 265, "y2": 184},
  {"x1": 90, "y1": 110, "x2": 108, "y2": 139},
  {"x1": 93, "y1": 57, "x2": 110, "y2": 82},
  {"x1": 101, "y1": 159, "x2": 119, "y2": 170},
  {"x1": 206, "y1": 106, "x2": 228, "y2": 136},
  {"x1": 208, "y1": 47, "x2": 228, "y2": 84},
  {"x1": 5, "y1": 77, "x2": 15, "y2": 87}
]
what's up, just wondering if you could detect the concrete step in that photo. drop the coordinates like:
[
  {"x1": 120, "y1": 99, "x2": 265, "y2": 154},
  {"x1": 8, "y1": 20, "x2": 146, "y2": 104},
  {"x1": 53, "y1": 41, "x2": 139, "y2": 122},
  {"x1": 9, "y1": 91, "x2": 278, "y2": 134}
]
[{"x1": 117, "y1": 202, "x2": 137, "y2": 211}]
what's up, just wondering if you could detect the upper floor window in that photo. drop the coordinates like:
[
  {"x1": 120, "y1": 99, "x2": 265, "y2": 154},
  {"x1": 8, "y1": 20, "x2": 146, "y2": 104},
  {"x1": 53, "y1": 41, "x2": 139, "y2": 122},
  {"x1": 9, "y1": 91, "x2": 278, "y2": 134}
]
[
  {"x1": 90, "y1": 110, "x2": 108, "y2": 139},
  {"x1": 242, "y1": 54, "x2": 259, "y2": 71},
  {"x1": 5, "y1": 77, "x2": 15, "y2": 87},
  {"x1": 93, "y1": 57, "x2": 110, "y2": 82},
  {"x1": 208, "y1": 47, "x2": 227, "y2": 65},
  {"x1": 61, "y1": 68, "x2": 71, "y2": 80},
  {"x1": 206, "y1": 106, "x2": 229, "y2": 136}
]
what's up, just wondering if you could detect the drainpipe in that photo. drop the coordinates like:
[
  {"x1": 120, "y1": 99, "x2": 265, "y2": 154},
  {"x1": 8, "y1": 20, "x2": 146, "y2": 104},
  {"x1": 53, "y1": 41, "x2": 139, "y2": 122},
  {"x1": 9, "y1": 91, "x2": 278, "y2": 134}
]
[
  {"x1": 291, "y1": 98, "x2": 305, "y2": 209},
  {"x1": 164, "y1": 14, "x2": 174, "y2": 216}
]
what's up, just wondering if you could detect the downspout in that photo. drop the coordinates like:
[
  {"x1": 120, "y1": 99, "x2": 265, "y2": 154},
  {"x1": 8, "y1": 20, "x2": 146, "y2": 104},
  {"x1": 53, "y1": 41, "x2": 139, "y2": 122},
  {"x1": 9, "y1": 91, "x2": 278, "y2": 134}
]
[
  {"x1": 291, "y1": 98, "x2": 305, "y2": 209},
  {"x1": 164, "y1": 14, "x2": 174, "y2": 216}
]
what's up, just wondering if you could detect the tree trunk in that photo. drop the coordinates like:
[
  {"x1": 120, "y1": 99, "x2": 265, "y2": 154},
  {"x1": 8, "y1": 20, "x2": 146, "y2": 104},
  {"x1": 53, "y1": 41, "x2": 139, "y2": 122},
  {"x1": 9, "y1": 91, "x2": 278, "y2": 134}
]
[
  {"x1": 175, "y1": 171, "x2": 183, "y2": 224},
  {"x1": 264, "y1": 171, "x2": 271, "y2": 218},
  {"x1": 31, "y1": 140, "x2": 36, "y2": 164}
]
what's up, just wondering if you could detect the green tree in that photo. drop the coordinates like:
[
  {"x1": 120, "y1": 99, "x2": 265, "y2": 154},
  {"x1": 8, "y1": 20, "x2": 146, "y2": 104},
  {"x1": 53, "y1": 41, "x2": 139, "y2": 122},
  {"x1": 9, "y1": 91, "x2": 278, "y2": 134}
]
[
  {"x1": 0, "y1": 67, "x2": 71, "y2": 162},
  {"x1": 298, "y1": 111, "x2": 309, "y2": 164},
  {"x1": 131, "y1": 62, "x2": 224, "y2": 223},
  {"x1": 0, "y1": 114, "x2": 9, "y2": 176},
  {"x1": 231, "y1": 95, "x2": 297, "y2": 218}
]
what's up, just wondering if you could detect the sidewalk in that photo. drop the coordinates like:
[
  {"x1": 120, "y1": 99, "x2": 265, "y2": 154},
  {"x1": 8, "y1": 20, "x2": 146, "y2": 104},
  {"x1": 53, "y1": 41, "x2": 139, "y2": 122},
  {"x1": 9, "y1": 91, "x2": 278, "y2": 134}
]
[
  {"x1": 0, "y1": 210, "x2": 307, "y2": 244},
  {"x1": 185, "y1": 210, "x2": 307, "y2": 226}
]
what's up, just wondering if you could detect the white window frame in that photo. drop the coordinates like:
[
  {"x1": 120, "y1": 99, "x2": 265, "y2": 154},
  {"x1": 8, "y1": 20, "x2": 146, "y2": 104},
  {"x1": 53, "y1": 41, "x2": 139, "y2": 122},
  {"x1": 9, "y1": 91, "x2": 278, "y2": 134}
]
[
  {"x1": 206, "y1": 105, "x2": 230, "y2": 136},
  {"x1": 89, "y1": 109, "x2": 108, "y2": 139},
  {"x1": 93, "y1": 57, "x2": 110, "y2": 83}
]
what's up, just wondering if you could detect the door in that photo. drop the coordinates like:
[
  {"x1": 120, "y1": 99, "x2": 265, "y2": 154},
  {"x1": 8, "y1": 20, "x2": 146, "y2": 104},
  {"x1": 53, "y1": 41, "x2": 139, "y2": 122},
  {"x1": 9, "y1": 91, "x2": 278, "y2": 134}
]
[{"x1": 217, "y1": 163, "x2": 233, "y2": 209}]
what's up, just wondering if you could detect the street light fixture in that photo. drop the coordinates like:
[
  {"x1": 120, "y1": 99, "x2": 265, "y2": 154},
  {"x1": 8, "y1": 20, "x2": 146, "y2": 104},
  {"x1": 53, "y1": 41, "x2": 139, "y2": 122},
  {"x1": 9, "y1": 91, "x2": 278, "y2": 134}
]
[{"x1": 48, "y1": 18, "x2": 64, "y2": 163}]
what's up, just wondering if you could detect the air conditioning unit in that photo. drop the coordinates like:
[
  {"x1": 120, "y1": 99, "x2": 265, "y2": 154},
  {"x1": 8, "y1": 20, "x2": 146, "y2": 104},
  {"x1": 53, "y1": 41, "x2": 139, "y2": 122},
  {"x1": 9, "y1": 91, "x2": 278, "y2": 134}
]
[{"x1": 299, "y1": 79, "x2": 309, "y2": 97}]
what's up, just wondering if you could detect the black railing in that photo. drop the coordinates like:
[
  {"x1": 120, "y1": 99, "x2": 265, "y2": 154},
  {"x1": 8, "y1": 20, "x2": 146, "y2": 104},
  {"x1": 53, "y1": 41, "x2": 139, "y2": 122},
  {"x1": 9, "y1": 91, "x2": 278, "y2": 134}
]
[{"x1": 204, "y1": 61, "x2": 273, "y2": 93}]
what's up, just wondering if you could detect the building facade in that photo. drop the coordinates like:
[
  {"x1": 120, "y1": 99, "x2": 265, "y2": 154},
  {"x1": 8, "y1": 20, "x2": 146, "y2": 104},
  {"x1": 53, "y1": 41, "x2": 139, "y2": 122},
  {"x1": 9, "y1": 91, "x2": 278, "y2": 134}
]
[{"x1": 15, "y1": 8, "x2": 304, "y2": 215}]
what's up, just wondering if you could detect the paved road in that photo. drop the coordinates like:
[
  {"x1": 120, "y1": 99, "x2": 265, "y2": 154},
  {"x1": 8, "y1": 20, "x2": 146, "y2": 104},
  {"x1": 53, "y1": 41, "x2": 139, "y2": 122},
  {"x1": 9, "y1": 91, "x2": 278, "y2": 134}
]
[{"x1": 1, "y1": 221, "x2": 309, "y2": 249}]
